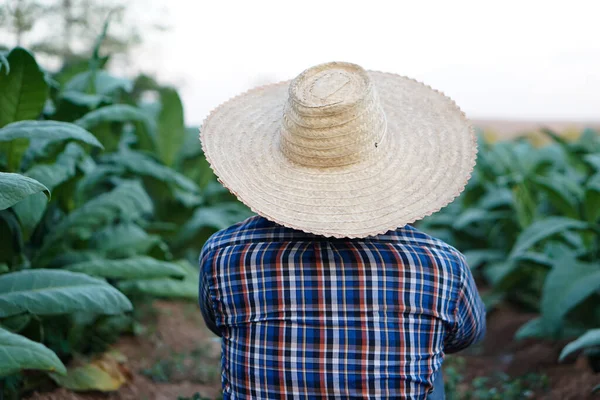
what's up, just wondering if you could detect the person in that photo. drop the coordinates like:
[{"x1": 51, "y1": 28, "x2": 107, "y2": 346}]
[{"x1": 197, "y1": 62, "x2": 486, "y2": 399}]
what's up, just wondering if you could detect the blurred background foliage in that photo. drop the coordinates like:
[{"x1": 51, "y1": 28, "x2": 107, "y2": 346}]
[{"x1": 0, "y1": 9, "x2": 251, "y2": 398}]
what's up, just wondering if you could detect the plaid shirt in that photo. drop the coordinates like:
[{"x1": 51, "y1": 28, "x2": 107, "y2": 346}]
[{"x1": 199, "y1": 216, "x2": 486, "y2": 399}]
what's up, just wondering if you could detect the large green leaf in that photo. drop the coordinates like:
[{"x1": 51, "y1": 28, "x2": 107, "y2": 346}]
[
  {"x1": 100, "y1": 149, "x2": 199, "y2": 195},
  {"x1": 0, "y1": 269, "x2": 132, "y2": 318},
  {"x1": 38, "y1": 181, "x2": 153, "y2": 260},
  {"x1": 156, "y1": 87, "x2": 185, "y2": 166},
  {"x1": 0, "y1": 327, "x2": 66, "y2": 377},
  {"x1": 515, "y1": 317, "x2": 546, "y2": 340},
  {"x1": 75, "y1": 104, "x2": 155, "y2": 132},
  {"x1": 509, "y1": 217, "x2": 588, "y2": 258},
  {"x1": 0, "y1": 120, "x2": 103, "y2": 150},
  {"x1": 0, "y1": 120, "x2": 100, "y2": 171},
  {"x1": 0, "y1": 48, "x2": 48, "y2": 128},
  {"x1": 90, "y1": 223, "x2": 165, "y2": 258},
  {"x1": 541, "y1": 255, "x2": 600, "y2": 334},
  {"x1": 515, "y1": 316, "x2": 585, "y2": 341},
  {"x1": 559, "y1": 329, "x2": 600, "y2": 361},
  {"x1": 0, "y1": 172, "x2": 49, "y2": 210},
  {"x1": 65, "y1": 256, "x2": 185, "y2": 280},
  {"x1": 74, "y1": 104, "x2": 156, "y2": 151},
  {"x1": 64, "y1": 70, "x2": 132, "y2": 96},
  {"x1": 117, "y1": 260, "x2": 197, "y2": 299},
  {"x1": 118, "y1": 277, "x2": 197, "y2": 299},
  {"x1": 13, "y1": 143, "x2": 85, "y2": 236},
  {"x1": 60, "y1": 91, "x2": 111, "y2": 109}
]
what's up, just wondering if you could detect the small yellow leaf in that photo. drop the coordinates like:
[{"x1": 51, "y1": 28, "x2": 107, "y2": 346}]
[{"x1": 50, "y1": 352, "x2": 131, "y2": 392}]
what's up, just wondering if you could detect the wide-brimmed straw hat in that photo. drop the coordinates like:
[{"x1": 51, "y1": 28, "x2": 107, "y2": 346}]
[{"x1": 200, "y1": 62, "x2": 477, "y2": 238}]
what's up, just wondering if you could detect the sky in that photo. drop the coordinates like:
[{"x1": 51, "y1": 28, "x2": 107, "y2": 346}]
[
  {"x1": 128, "y1": 0, "x2": 600, "y2": 126},
  {"x1": 4, "y1": 0, "x2": 599, "y2": 126}
]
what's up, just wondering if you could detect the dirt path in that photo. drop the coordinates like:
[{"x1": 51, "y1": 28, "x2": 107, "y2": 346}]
[
  {"x1": 26, "y1": 301, "x2": 222, "y2": 400},
  {"x1": 27, "y1": 301, "x2": 598, "y2": 400}
]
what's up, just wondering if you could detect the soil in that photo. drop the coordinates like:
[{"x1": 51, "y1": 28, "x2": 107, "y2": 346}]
[{"x1": 26, "y1": 301, "x2": 598, "y2": 400}]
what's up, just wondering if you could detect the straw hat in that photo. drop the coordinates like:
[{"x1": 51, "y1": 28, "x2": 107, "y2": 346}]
[{"x1": 200, "y1": 62, "x2": 477, "y2": 238}]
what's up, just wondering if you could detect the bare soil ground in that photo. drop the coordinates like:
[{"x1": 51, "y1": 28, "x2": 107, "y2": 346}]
[
  {"x1": 457, "y1": 306, "x2": 599, "y2": 399},
  {"x1": 26, "y1": 301, "x2": 598, "y2": 400}
]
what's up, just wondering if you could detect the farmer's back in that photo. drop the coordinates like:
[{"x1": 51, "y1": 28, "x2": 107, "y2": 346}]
[{"x1": 199, "y1": 216, "x2": 486, "y2": 399}]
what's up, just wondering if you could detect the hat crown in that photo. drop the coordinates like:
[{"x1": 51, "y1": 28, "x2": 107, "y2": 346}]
[{"x1": 280, "y1": 62, "x2": 387, "y2": 168}]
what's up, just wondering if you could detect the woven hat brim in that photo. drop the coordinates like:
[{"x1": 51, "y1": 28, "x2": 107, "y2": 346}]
[{"x1": 200, "y1": 71, "x2": 477, "y2": 238}]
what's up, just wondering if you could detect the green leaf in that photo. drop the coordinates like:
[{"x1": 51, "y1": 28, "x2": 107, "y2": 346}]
[
  {"x1": 60, "y1": 91, "x2": 111, "y2": 109},
  {"x1": 542, "y1": 256, "x2": 600, "y2": 334},
  {"x1": 515, "y1": 317, "x2": 547, "y2": 340},
  {"x1": 512, "y1": 182, "x2": 537, "y2": 229},
  {"x1": 46, "y1": 251, "x2": 102, "y2": 269},
  {"x1": 584, "y1": 154, "x2": 600, "y2": 171},
  {"x1": 0, "y1": 314, "x2": 31, "y2": 333},
  {"x1": 75, "y1": 104, "x2": 155, "y2": 132},
  {"x1": 515, "y1": 252, "x2": 553, "y2": 267},
  {"x1": 0, "y1": 48, "x2": 48, "y2": 128},
  {"x1": 90, "y1": 223, "x2": 165, "y2": 258},
  {"x1": 533, "y1": 174, "x2": 583, "y2": 218},
  {"x1": 175, "y1": 203, "x2": 254, "y2": 246},
  {"x1": 64, "y1": 70, "x2": 132, "y2": 96},
  {"x1": 101, "y1": 149, "x2": 199, "y2": 195},
  {"x1": 74, "y1": 164, "x2": 125, "y2": 203},
  {"x1": 65, "y1": 256, "x2": 185, "y2": 280},
  {"x1": 559, "y1": 329, "x2": 600, "y2": 361},
  {"x1": 482, "y1": 261, "x2": 514, "y2": 286},
  {"x1": 0, "y1": 172, "x2": 49, "y2": 210},
  {"x1": 13, "y1": 143, "x2": 85, "y2": 236},
  {"x1": 39, "y1": 181, "x2": 153, "y2": 258},
  {"x1": 22, "y1": 143, "x2": 85, "y2": 191},
  {"x1": 0, "y1": 210, "x2": 23, "y2": 265},
  {"x1": 178, "y1": 126, "x2": 203, "y2": 160},
  {"x1": 118, "y1": 277, "x2": 197, "y2": 299},
  {"x1": 509, "y1": 217, "x2": 588, "y2": 258},
  {"x1": 453, "y1": 209, "x2": 511, "y2": 231},
  {"x1": 584, "y1": 172, "x2": 600, "y2": 222},
  {"x1": 0, "y1": 269, "x2": 132, "y2": 318},
  {"x1": 463, "y1": 249, "x2": 505, "y2": 270},
  {"x1": 156, "y1": 87, "x2": 185, "y2": 166},
  {"x1": 0, "y1": 120, "x2": 103, "y2": 160},
  {"x1": 74, "y1": 104, "x2": 156, "y2": 151},
  {"x1": 0, "y1": 327, "x2": 66, "y2": 377},
  {"x1": 478, "y1": 187, "x2": 513, "y2": 210}
]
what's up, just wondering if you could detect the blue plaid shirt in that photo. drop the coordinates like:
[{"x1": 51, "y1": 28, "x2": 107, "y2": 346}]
[{"x1": 199, "y1": 216, "x2": 486, "y2": 399}]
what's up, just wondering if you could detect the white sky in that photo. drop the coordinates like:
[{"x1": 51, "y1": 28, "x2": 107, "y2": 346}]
[
  {"x1": 6, "y1": 0, "x2": 600, "y2": 126},
  {"x1": 132, "y1": 0, "x2": 600, "y2": 126}
]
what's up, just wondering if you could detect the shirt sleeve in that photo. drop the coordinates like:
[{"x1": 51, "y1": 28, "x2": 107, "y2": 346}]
[
  {"x1": 199, "y1": 242, "x2": 222, "y2": 337},
  {"x1": 444, "y1": 254, "x2": 487, "y2": 353}
]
